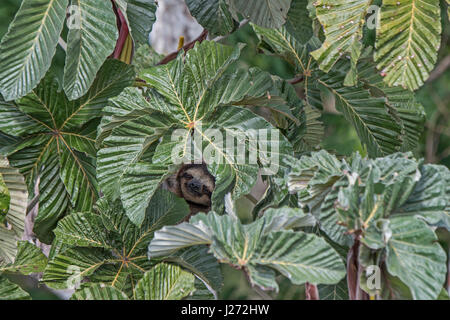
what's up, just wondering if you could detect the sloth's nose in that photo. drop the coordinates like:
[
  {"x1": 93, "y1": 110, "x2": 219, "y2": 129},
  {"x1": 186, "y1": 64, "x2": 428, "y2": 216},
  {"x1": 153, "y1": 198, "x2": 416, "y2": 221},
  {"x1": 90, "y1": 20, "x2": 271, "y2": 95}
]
[{"x1": 188, "y1": 180, "x2": 202, "y2": 193}]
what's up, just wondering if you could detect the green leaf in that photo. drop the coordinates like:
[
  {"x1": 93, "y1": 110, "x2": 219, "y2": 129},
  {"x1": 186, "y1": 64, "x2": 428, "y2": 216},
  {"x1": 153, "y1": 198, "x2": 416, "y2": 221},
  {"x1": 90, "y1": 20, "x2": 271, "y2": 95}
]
[
  {"x1": 288, "y1": 149, "x2": 344, "y2": 215},
  {"x1": 0, "y1": 158, "x2": 28, "y2": 265},
  {"x1": 314, "y1": 70, "x2": 402, "y2": 156},
  {"x1": 102, "y1": 41, "x2": 294, "y2": 218},
  {"x1": 43, "y1": 189, "x2": 188, "y2": 294},
  {"x1": 253, "y1": 230, "x2": 346, "y2": 287},
  {"x1": 284, "y1": 0, "x2": 313, "y2": 44},
  {"x1": 33, "y1": 155, "x2": 71, "y2": 244},
  {"x1": 375, "y1": 0, "x2": 442, "y2": 90},
  {"x1": 71, "y1": 284, "x2": 129, "y2": 300},
  {"x1": 2, "y1": 61, "x2": 134, "y2": 243},
  {"x1": 115, "y1": 0, "x2": 157, "y2": 44},
  {"x1": 356, "y1": 56, "x2": 426, "y2": 151},
  {"x1": 43, "y1": 246, "x2": 116, "y2": 290},
  {"x1": 258, "y1": 207, "x2": 316, "y2": 230},
  {"x1": 394, "y1": 164, "x2": 450, "y2": 230},
  {"x1": 251, "y1": 23, "x2": 313, "y2": 74},
  {"x1": 385, "y1": 216, "x2": 447, "y2": 300},
  {"x1": 96, "y1": 89, "x2": 173, "y2": 201},
  {"x1": 165, "y1": 246, "x2": 223, "y2": 298},
  {"x1": 0, "y1": 0, "x2": 68, "y2": 101},
  {"x1": 310, "y1": 0, "x2": 372, "y2": 81},
  {"x1": 53, "y1": 212, "x2": 111, "y2": 248},
  {"x1": 0, "y1": 241, "x2": 47, "y2": 275},
  {"x1": 318, "y1": 278, "x2": 348, "y2": 300},
  {"x1": 0, "y1": 276, "x2": 30, "y2": 300},
  {"x1": 186, "y1": 0, "x2": 237, "y2": 36},
  {"x1": 150, "y1": 209, "x2": 345, "y2": 291},
  {"x1": 134, "y1": 263, "x2": 195, "y2": 300},
  {"x1": 140, "y1": 41, "x2": 242, "y2": 122},
  {"x1": 227, "y1": 0, "x2": 292, "y2": 29},
  {"x1": 0, "y1": 174, "x2": 10, "y2": 218},
  {"x1": 120, "y1": 164, "x2": 170, "y2": 225},
  {"x1": 63, "y1": 0, "x2": 118, "y2": 100}
]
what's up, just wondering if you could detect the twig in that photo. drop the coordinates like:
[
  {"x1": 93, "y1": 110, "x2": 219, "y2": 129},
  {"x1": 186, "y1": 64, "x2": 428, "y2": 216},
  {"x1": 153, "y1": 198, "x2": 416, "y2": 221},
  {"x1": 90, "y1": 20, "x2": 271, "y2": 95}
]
[
  {"x1": 58, "y1": 37, "x2": 67, "y2": 52},
  {"x1": 212, "y1": 19, "x2": 250, "y2": 42},
  {"x1": 287, "y1": 76, "x2": 304, "y2": 85},
  {"x1": 156, "y1": 30, "x2": 209, "y2": 65},
  {"x1": 427, "y1": 55, "x2": 450, "y2": 83},
  {"x1": 305, "y1": 282, "x2": 319, "y2": 300},
  {"x1": 156, "y1": 19, "x2": 250, "y2": 66}
]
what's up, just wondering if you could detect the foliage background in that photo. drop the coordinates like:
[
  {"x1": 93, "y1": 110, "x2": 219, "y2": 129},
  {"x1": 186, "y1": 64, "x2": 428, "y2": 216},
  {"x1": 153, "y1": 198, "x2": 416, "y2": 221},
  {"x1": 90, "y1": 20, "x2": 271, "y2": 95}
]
[{"x1": 0, "y1": 0, "x2": 448, "y2": 300}]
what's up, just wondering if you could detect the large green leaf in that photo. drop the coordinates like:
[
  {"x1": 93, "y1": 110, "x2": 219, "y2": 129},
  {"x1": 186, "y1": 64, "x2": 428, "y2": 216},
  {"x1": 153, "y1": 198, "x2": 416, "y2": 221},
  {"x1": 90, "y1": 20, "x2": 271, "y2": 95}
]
[
  {"x1": 375, "y1": 0, "x2": 442, "y2": 90},
  {"x1": 71, "y1": 263, "x2": 196, "y2": 300},
  {"x1": 0, "y1": 174, "x2": 10, "y2": 217},
  {"x1": 252, "y1": 230, "x2": 346, "y2": 287},
  {"x1": 165, "y1": 245, "x2": 223, "y2": 298},
  {"x1": 252, "y1": 23, "x2": 314, "y2": 74},
  {"x1": 149, "y1": 208, "x2": 345, "y2": 291},
  {"x1": 43, "y1": 189, "x2": 188, "y2": 295},
  {"x1": 227, "y1": 0, "x2": 292, "y2": 29},
  {"x1": 385, "y1": 216, "x2": 447, "y2": 300},
  {"x1": 134, "y1": 263, "x2": 195, "y2": 300},
  {"x1": 356, "y1": 55, "x2": 426, "y2": 151},
  {"x1": 96, "y1": 88, "x2": 174, "y2": 201},
  {"x1": 63, "y1": 0, "x2": 118, "y2": 100},
  {"x1": 0, "y1": 158, "x2": 28, "y2": 265},
  {"x1": 287, "y1": 150, "x2": 449, "y2": 299},
  {"x1": 185, "y1": 0, "x2": 237, "y2": 36},
  {"x1": 120, "y1": 163, "x2": 172, "y2": 225},
  {"x1": 0, "y1": 241, "x2": 47, "y2": 275},
  {"x1": 284, "y1": 0, "x2": 313, "y2": 44},
  {"x1": 318, "y1": 278, "x2": 348, "y2": 300},
  {"x1": 310, "y1": 0, "x2": 372, "y2": 83},
  {"x1": 98, "y1": 41, "x2": 295, "y2": 223},
  {"x1": 0, "y1": 0, "x2": 68, "y2": 101},
  {"x1": 313, "y1": 69, "x2": 402, "y2": 156},
  {"x1": 0, "y1": 276, "x2": 30, "y2": 300},
  {"x1": 1, "y1": 61, "x2": 134, "y2": 243},
  {"x1": 394, "y1": 164, "x2": 450, "y2": 230},
  {"x1": 71, "y1": 284, "x2": 129, "y2": 300},
  {"x1": 115, "y1": 0, "x2": 157, "y2": 44}
]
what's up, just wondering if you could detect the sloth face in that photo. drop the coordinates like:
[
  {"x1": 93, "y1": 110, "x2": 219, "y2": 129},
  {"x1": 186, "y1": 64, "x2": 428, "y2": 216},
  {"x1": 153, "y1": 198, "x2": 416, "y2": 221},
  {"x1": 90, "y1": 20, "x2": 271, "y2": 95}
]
[{"x1": 179, "y1": 165, "x2": 215, "y2": 207}]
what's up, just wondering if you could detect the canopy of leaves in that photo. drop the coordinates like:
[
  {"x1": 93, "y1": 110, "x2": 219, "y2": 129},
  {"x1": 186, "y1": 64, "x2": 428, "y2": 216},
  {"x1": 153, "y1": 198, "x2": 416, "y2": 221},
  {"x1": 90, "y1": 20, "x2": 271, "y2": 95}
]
[
  {"x1": 97, "y1": 40, "x2": 299, "y2": 225},
  {"x1": 252, "y1": 19, "x2": 425, "y2": 157},
  {"x1": 42, "y1": 189, "x2": 219, "y2": 299},
  {"x1": 0, "y1": 0, "x2": 157, "y2": 101},
  {"x1": 0, "y1": 59, "x2": 135, "y2": 243},
  {"x1": 149, "y1": 206, "x2": 345, "y2": 291},
  {"x1": 71, "y1": 263, "x2": 195, "y2": 300},
  {"x1": 288, "y1": 150, "x2": 449, "y2": 299},
  {"x1": 0, "y1": 0, "x2": 68, "y2": 101},
  {"x1": 309, "y1": 0, "x2": 443, "y2": 90},
  {"x1": 0, "y1": 241, "x2": 48, "y2": 300}
]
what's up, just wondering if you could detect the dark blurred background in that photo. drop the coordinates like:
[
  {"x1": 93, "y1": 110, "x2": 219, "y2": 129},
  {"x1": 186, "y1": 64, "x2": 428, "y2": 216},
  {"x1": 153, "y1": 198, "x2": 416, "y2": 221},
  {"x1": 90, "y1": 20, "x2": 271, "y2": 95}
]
[{"x1": 0, "y1": 0, "x2": 448, "y2": 300}]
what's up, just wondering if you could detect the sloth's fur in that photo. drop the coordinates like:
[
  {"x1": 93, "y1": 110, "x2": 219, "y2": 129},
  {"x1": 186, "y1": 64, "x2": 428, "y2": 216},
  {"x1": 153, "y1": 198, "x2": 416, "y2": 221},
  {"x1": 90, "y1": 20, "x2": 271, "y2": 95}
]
[{"x1": 163, "y1": 163, "x2": 215, "y2": 216}]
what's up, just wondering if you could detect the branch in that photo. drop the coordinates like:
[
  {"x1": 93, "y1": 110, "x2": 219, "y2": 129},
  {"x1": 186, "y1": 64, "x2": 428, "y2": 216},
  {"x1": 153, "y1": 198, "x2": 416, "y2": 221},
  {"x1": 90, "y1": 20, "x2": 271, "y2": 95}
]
[
  {"x1": 305, "y1": 282, "x2": 319, "y2": 300},
  {"x1": 427, "y1": 55, "x2": 450, "y2": 83},
  {"x1": 58, "y1": 37, "x2": 67, "y2": 52},
  {"x1": 287, "y1": 76, "x2": 304, "y2": 85},
  {"x1": 156, "y1": 29, "x2": 209, "y2": 65},
  {"x1": 156, "y1": 19, "x2": 250, "y2": 66}
]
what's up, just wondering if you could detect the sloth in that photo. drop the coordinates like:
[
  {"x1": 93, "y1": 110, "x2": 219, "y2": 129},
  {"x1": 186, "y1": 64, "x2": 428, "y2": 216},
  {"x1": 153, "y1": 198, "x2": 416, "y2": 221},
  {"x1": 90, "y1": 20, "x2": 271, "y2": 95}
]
[{"x1": 163, "y1": 163, "x2": 215, "y2": 217}]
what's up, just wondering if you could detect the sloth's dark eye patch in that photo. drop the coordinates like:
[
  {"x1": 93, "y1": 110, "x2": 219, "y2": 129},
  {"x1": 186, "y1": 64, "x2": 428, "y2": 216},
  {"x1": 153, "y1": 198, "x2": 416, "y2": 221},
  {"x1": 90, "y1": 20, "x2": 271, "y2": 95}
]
[{"x1": 183, "y1": 173, "x2": 193, "y2": 180}]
